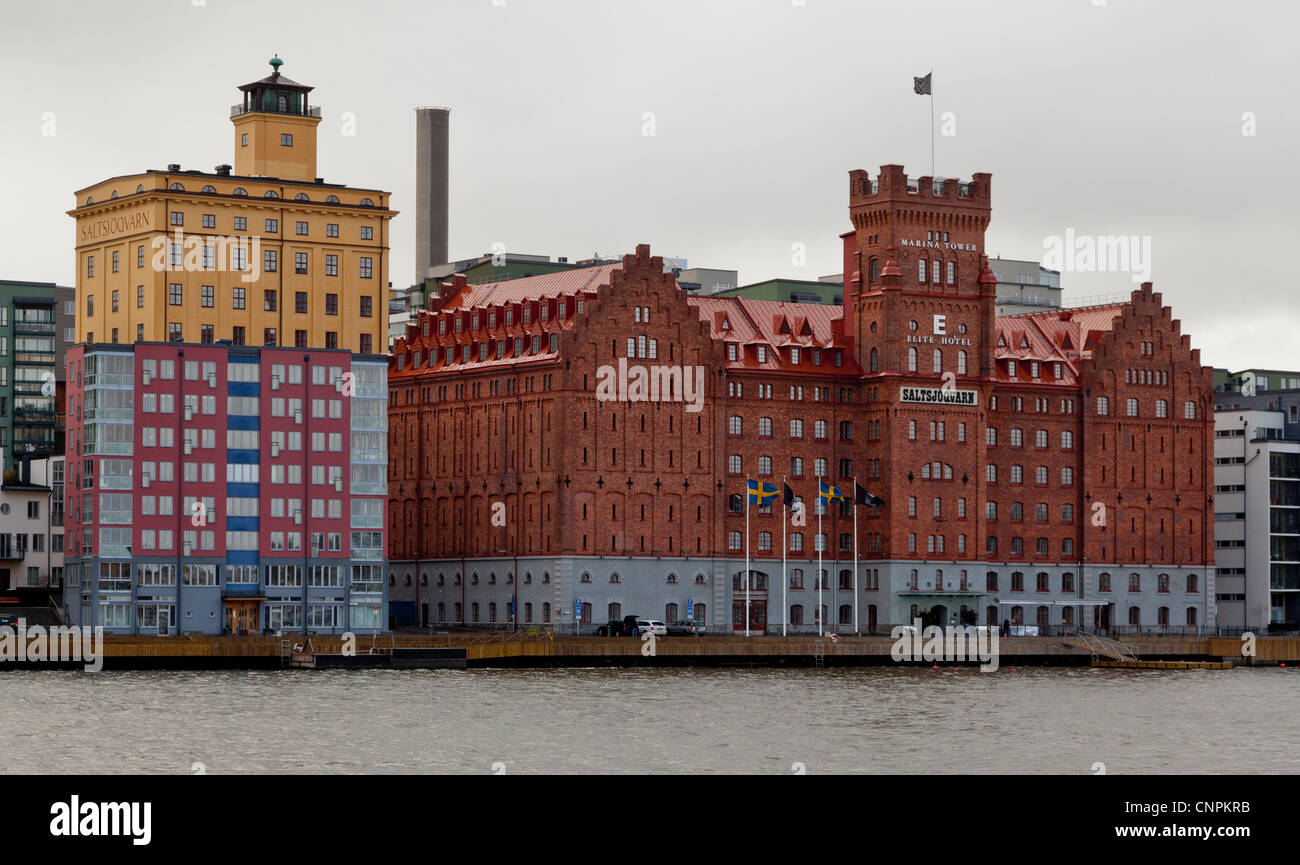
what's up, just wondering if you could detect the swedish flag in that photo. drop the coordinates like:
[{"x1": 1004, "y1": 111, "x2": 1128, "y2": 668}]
[
  {"x1": 819, "y1": 480, "x2": 846, "y2": 505},
  {"x1": 747, "y1": 479, "x2": 780, "y2": 506}
]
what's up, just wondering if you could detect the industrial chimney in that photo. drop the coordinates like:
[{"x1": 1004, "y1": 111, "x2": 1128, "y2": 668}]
[{"x1": 415, "y1": 107, "x2": 450, "y2": 283}]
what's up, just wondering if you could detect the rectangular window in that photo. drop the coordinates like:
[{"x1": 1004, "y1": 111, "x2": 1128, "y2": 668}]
[{"x1": 359, "y1": 257, "x2": 373, "y2": 278}]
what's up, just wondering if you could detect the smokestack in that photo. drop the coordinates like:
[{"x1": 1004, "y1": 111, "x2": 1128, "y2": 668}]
[{"x1": 415, "y1": 106, "x2": 450, "y2": 284}]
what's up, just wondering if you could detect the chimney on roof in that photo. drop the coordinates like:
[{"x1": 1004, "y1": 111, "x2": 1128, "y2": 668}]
[
  {"x1": 167, "y1": 163, "x2": 181, "y2": 172},
  {"x1": 215, "y1": 164, "x2": 232, "y2": 176},
  {"x1": 415, "y1": 107, "x2": 450, "y2": 283}
]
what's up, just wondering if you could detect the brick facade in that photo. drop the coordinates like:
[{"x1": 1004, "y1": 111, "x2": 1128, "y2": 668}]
[{"x1": 387, "y1": 165, "x2": 1215, "y2": 634}]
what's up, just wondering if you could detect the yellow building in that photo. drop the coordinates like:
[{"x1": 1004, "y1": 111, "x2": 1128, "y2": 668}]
[{"x1": 69, "y1": 57, "x2": 395, "y2": 354}]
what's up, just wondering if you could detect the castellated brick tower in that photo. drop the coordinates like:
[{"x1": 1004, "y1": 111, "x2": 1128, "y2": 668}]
[{"x1": 842, "y1": 165, "x2": 995, "y2": 379}]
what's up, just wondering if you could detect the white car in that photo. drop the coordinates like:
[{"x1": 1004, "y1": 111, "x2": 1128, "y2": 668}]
[{"x1": 636, "y1": 619, "x2": 668, "y2": 636}]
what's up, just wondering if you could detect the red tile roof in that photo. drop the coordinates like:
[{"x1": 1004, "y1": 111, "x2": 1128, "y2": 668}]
[{"x1": 438, "y1": 264, "x2": 621, "y2": 310}]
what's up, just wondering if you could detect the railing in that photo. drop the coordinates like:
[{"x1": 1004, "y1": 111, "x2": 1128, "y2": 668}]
[{"x1": 230, "y1": 104, "x2": 321, "y2": 119}]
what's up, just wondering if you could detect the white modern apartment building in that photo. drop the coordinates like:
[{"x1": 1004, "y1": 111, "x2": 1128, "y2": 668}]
[{"x1": 1213, "y1": 400, "x2": 1300, "y2": 631}]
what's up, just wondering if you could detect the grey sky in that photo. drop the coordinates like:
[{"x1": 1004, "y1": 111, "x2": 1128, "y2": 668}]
[{"x1": 2, "y1": 0, "x2": 1295, "y2": 370}]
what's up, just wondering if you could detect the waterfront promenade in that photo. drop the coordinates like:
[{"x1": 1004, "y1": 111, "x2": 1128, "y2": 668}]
[{"x1": 19, "y1": 631, "x2": 1298, "y2": 669}]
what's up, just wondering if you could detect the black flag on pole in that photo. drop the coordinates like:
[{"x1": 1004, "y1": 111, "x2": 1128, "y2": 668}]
[
  {"x1": 782, "y1": 483, "x2": 795, "y2": 507},
  {"x1": 855, "y1": 481, "x2": 886, "y2": 507},
  {"x1": 913, "y1": 73, "x2": 931, "y2": 95}
]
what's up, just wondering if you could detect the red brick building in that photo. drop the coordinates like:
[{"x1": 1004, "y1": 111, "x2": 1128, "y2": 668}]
[{"x1": 387, "y1": 165, "x2": 1215, "y2": 635}]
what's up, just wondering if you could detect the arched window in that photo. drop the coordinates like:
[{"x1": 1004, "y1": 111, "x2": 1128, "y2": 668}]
[
  {"x1": 359, "y1": 197, "x2": 375, "y2": 207},
  {"x1": 908, "y1": 347, "x2": 918, "y2": 372},
  {"x1": 870, "y1": 347, "x2": 879, "y2": 372},
  {"x1": 168, "y1": 182, "x2": 184, "y2": 191},
  {"x1": 946, "y1": 260, "x2": 955, "y2": 284},
  {"x1": 136, "y1": 184, "x2": 144, "y2": 193},
  {"x1": 264, "y1": 190, "x2": 279, "y2": 199},
  {"x1": 958, "y1": 350, "x2": 967, "y2": 375},
  {"x1": 869, "y1": 258, "x2": 879, "y2": 282},
  {"x1": 524, "y1": 602, "x2": 533, "y2": 624},
  {"x1": 790, "y1": 604, "x2": 804, "y2": 625},
  {"x1": 1187, "y1": 607, "x2": 1198, "y2": 627},
  {"x1": 931, "y1": 259, "x2": 941, "y2": 283},
  {"x1": 295, "y1": 192, "x2": 309, "y2": 201},
  {"x1": 918, "y1": 260, "x2": 927, "y2": 283},
  {"x1": 437, "y1": 602, "x2": 445, "y2": 623},
  {"x1": 839, "y1": 605, "x2": 852, "y2": 625},
  {"x1": 665, "y1": 603, "x2": 678, "y2": 622},
  {"x1": 543, "y1": 602, "x2": 551, "y2": 623},
  {"x1": 277, "y1": 95, "x2": 288, "y2": 112},
  {"x1": 201, "y1": 185, "x2": 216, "y2": 193},
  {"x1": 932, "y1": 348, "x2": 942, "y2": 373},
  {"x1": 325, "y1": 194, "x2": 340, "y2": 203},
  {"x1": 85, "y1": 196, "x2": 94, "y2": 205},
  {"x1": 233, "y1": 187, "x2": 248, "y2": 197},
  {"x1": 1157, "y1": 606, "x2": 1169, "y2": 627},
  {"x1": 454, "y1": 602, "x2": 463, "y2": 623},
  {"x1": 110, "y1": 190, "x2": 118, "y2": 199},
  {"x1": 1128, "y1": 606, "x2": 1141, "y2": 626},
  {"x1": 608, "y1": 602, "x2": 622, "y2": 621}
]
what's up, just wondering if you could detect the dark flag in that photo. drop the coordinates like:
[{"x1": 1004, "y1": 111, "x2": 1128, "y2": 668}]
[
  {"x1": 855, "y1": 481, "x2": 886, "y2": 507},
  {"x1": 913, "y1": 73, "x2": 931, "y2": 95},
  {"x1": 783, "y1": 483, "x2": 794, "y2": 507}
]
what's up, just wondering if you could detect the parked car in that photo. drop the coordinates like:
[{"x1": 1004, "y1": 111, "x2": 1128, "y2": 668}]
[
  {"x1": 636, "y1": 619, "x2": 668, "y2": 637},
  {"x1": 595, "y1": 615, "x2": 642, "y2": 637},
  {"x1": 667, "y1": 620, "x2": 707, "y2": 636}
]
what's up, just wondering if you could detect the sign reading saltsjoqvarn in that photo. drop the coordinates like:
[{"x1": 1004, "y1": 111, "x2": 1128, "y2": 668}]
[{"x1": 900, "y1": 387, "x2": 978, "y2": 406}]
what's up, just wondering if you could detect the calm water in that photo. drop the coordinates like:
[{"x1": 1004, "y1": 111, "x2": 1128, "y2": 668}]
[{"x1": 1, "y1": 667, "x2": 1296, "y2": 774}]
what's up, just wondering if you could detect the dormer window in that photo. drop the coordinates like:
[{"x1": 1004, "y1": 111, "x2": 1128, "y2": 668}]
[
  {"x1": 757, "y1": 346, "x2": 767, "y2": 363},
  {"x1": 1008, "y1": 360, "x2": 1018, "y2": 378},
  {"x1": 727, "y1": 343, "x2": 738, "y2": 362},
  {"x1": 790, "y1": 347, "x2": 800, "y2": 365}
]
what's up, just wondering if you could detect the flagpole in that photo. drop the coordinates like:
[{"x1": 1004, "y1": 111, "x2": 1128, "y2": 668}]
[
  {"x1": 817, "y1": 477, "x2": 823, "y2": 637},
  {"x1": 745, "y1": 479, "x2": 751, "y2": 639},
  {"x1": 782, "y1": 477, "x2": 788, "y2": 638},
  {"x1": 929, "y1": 67, "x2": 935, "y2": 178},
  {"x1": 853, "y1": 477, "x2": 860, "y2": 636}
]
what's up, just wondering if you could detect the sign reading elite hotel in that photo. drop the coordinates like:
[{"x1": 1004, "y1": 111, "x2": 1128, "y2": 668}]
[{"x1": 900, "y1": 386, "x2": 978, "y2": 406}]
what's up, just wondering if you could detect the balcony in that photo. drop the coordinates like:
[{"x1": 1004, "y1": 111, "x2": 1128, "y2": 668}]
[{"x1": 230, "y1": 103, "x2": 321, "y2": 119}]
